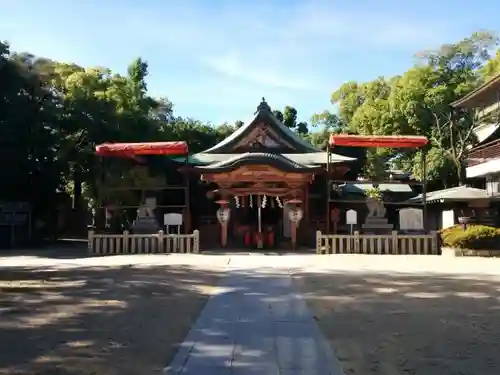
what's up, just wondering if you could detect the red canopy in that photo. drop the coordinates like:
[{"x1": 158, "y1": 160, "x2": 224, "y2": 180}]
[
  {"x1": 95, "y1": 141, "x2": 188, "y2": 158},
  {"x1": 329, "y1": 134, "x2": 428, "y2": 148}
]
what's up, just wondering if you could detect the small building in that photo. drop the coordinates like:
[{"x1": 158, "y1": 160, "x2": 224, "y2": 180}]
[
  {"x1": 452, "y1": 74, "x2": 500, "y2": 189},
  {"x1": 410, "y1": 186, "x2": 500, "y2": 229}
]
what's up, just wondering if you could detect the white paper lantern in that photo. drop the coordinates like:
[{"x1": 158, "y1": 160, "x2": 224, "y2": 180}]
[
  {"x1": 288, "y1": 207, "x2": 303, "y2": 224},
  {"x1": 216, "y1": 208, "x2": 231, "y2": 224}
]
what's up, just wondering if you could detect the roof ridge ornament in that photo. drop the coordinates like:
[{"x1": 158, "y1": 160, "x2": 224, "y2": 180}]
[{"x1": 255, "y1": 97, "x2": 271, "y2": 114}]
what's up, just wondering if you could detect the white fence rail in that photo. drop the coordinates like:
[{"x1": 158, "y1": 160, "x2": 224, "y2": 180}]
[
  {"x1": 316, "y1": 230, "x2": 439, "y2": 255},
  {"x1": 88, "y1": 230, "x2": 200, "y2": 255}
]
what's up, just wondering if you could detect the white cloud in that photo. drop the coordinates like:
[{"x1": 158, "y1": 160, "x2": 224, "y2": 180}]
[
  {"x1": 125, "y1": 0, "x2": 454, "y2": 118},
  {"x1": 130, "y1": 1, "x2": 451, "y2": 91},
  {"x1": 200, "y1": 52, "x2": 322, "y2": 91},
  {"x1": 0, "y1": 0, "x2": 458, "y2": 121}
]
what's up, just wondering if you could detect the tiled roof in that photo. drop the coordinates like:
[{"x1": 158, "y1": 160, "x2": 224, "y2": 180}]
[
  {"x1": 409, "y1": 186, "x2": 500, "y2": 203},
  {"x1": 194, "y1": 152, "x2": 321, "y2": 173}
]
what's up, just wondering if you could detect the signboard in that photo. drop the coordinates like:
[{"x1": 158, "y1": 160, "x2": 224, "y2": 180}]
[
  {"x1": 346, "y1": 209, "x2": 357, "y2": 225},
  {"x1": 164, "y1": 213, "x2": 182, "y2": 226},
  {"x1": 0, "y1": 201, "x2": 30, "y2": 226}
]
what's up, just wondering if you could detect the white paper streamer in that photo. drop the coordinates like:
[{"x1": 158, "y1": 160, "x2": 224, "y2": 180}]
[{"x1": 275, "y1": 196, "x2": 283, "y2": 208}]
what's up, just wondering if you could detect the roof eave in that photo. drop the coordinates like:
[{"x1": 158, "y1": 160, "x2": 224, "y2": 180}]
[
  {"x1": 193, "y1": 152, "x2": 322, "y2": 173},
  {"x1": 452, "y1": 73, "x2": 500, "y2": 109},
  {"x1": 195, "y1": 165, "x2": 320, "y2": 173}
]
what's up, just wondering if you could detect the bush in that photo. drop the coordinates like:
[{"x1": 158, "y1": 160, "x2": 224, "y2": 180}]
[{"x1": 440, "y1": 225, "x2": 500, "y2": 250}]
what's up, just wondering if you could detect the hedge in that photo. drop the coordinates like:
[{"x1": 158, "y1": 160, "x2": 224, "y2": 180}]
[{"x1": 440, "y1": 225, "x2": 500, "y2": 250}]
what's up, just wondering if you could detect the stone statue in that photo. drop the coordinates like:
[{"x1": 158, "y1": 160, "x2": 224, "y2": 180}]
[
  {"x1": 132, "y1": 197, "x2": 159, "y2": 233},
  {"x1": 136, "y1": 199, "x2": 155, "y2": 219},
  {"x1": 366, "y1": 197, "x2": 386, "y2": 218}
]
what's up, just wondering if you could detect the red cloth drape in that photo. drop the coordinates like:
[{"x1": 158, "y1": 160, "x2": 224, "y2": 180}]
[
  {"x1": 329, "y1": 135, "x2": 428, "y2": 148},
  {"x1": 95, "y1": 142, "x2": 188, "y2": 157}
]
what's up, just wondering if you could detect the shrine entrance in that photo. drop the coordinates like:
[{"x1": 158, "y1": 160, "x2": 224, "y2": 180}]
[
  {"x1": 231, "y1": 194, "x2": 286, "y2": 249},
  {"x1": 195, "y1": 157, "x2": 318, "y2": 250}
]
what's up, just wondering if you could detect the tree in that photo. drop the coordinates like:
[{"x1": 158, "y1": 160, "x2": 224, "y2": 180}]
[
  {"x1": 430, "y1": 112, "x2": 477, "y2": 184},
  {"x1": 324, "y1": 30, "x2": 499, "y2": 186},
  {"x1": 307, "y1": 111, "x2": 348, "y2": 149},
  {"x1": 272, "y1": 110, "x2": 284, "y2": 122},
  {"x1": 283, "y1": 106, "x2": 297, "y2": 129},
  {"x1": 0, "y1": 42, "x2": 64, "y2": 228},
  {"x1": 3, "y1": 30, "x2": 500, "y2": 239},
  {"x1": 481, "y1": 49, "x2": 500, "y2": 80}
]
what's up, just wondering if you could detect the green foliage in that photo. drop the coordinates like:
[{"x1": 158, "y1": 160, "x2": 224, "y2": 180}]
[
  {"x1": 481, "y1": 49, "x2": 500, "y2": 80},
  {"x1": 307, "y1": 111, "x2": 348, "y2": 150},
  {"x1": 1, "y1": 38, "x2": 317, "y2": 238},
  {"x1": 440, "y1": 225, "x2": 500, "y2": 250},
  {"x1": 362, "y1": 149, "x2": 388, "y2": 180},
  {"x1": 364, "y1": 187, "x2": 383, "y2": 200},
  {"x1": 321, "y1": 30, "x2": 500, "y2": 186},
  {"x1": 273, "y1": 106, "x2": 309, "y2": 135},
  {"x1": 4, "y1": 29, "x2": 500, "y2": 237}
]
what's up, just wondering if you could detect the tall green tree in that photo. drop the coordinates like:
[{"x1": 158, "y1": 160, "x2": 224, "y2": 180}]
[{"x1": 322, "y1": 30, "x2": 499, "y2": 186}]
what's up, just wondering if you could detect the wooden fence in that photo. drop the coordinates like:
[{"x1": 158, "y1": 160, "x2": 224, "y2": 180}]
[
  {"x1": 316, "y1": 230, "x2": 439, "y2": 255},
  {"x1": 88, "y1": 230, "x2": 200, "y2": 255}
]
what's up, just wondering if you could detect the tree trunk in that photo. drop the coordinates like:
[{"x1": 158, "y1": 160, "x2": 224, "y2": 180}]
[
  {"x1": 71, "y1": 168, "x2": 85, "y2": 235},
  {"x1": 455, "y1": 160, "x2": 465, "y2": 186}
]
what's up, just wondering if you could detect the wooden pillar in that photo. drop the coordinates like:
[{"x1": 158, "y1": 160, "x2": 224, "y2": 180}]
[
  {"x1": 291, "y1": 220, "x2": 297, "y2": 251},
  {"x1": 183, "y1": 161, "x2": 191, "y2": 233},
  {"x1": 326, "y1": 143, "x2": 331, "y2": 234},
  {"x1": 221, "y1": 221, "x2": 228, "y2": 247},
  {"x1": 95, "y1": 156, "x2": 106, "y2": 231},
  {"x1": 421, "y1": 149, "x2": 428, "y2": 232},
  {"x1": 217, "y1": 196, "x2": 230, "y2": 248},
  {"x1": 303, "y1": 183, "x2": 309, "y2": 244}
]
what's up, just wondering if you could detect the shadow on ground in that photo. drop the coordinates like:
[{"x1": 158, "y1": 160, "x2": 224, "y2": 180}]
[
  {"x1": 0, "y1": 241, "x2": 91, "y2": 259},
  {"x1": 294, "y1": 270, "x2": 500, "y2": 375},
  {"x1": 0, "y1": 264, "x2": 223, "y2": 375}
]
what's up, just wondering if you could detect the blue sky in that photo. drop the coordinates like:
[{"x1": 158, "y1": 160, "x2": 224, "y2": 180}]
[{"x1": 1, "y1": 0, "x2": 499, "y2": 125}]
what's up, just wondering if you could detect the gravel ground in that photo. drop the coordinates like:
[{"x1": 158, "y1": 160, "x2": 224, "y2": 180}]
[
  {"x1": 294, "y1": 268, "x2": 500, "y2": 375},
  {"x1": 2, "y1": 252, "x2": 500, "y2": 375},
  {"x1": 0, "y1": 258, "x2": 225, "y2": 375}
]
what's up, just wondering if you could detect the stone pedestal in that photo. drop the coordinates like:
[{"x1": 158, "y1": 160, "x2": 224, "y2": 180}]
[
  {"x1": 362, "y1": 217, "x2": 393, "y2": 233},
  {"x1": 131, "y1": 217, "x2": 159, "y2": 234},
  {"x1": 363, "y1": 197, "x2": 393, "y2": 234}
]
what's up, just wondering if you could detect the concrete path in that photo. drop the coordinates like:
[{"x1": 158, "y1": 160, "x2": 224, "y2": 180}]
[{"x1": 164, "y1": 268, "x2": 344, "y2": 375}]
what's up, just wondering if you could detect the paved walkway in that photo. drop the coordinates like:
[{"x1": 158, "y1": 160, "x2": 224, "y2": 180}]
[{"x1": 164, "y1": 268, "x2": 344, "y2": 375}]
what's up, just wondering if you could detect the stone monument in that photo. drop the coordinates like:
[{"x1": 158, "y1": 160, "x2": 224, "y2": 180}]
[
  {"x1": 362, "y1": 197, "x2": 393, "y2": 233},
  {"x1": 131, "y1": 197, "x2": 159, "y2": 234},
  {"x1": 399, "y1": 208, "x2": 424, "y2": 232}
]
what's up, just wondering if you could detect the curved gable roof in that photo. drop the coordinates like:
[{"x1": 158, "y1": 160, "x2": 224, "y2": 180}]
[
  {"x1": 202, "y1": 98, "x2": 319, "y2": 154},
  {"x1": 194, "y1": 152, "x2": 321, "y2": 173}
]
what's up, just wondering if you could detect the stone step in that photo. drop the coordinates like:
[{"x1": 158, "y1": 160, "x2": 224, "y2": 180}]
[
  {"x1": 365, "y1": 217, "x2": 390, "y2": 223},
  {"x1": 362, "y1": 223, "x2": 394, "y2": 229}
]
